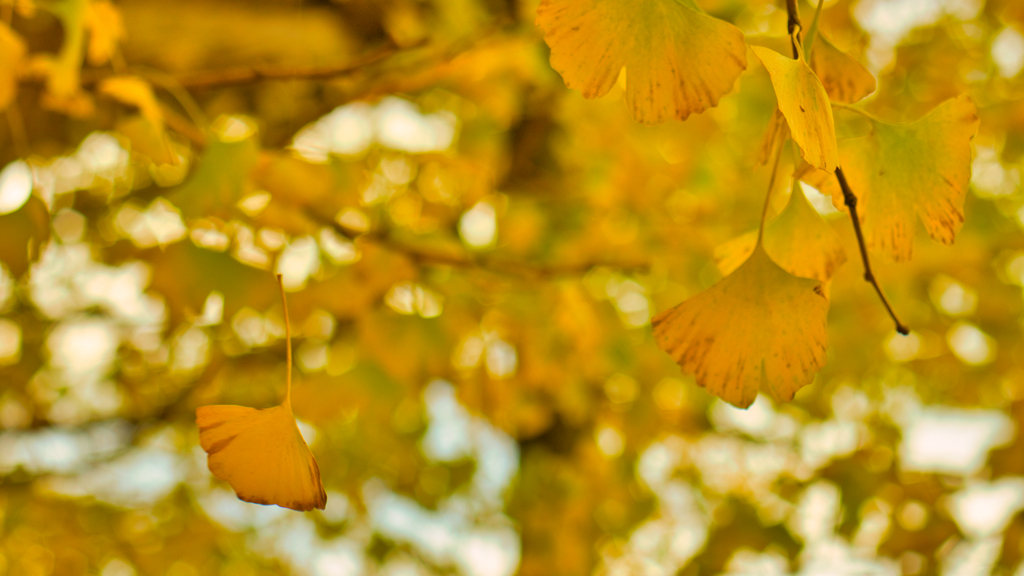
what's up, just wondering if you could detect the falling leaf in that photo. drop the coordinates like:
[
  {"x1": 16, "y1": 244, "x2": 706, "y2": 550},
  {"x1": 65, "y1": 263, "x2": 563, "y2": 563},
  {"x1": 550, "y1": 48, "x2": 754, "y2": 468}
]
[
  {"x1": 536, "y1": 0, "x2": 747, "y2": 124},
  {"x1": 197, "y1": 276, "x2": 326, "y2": 512},
  {"x1": 751, "y1": 45, "x2": 839, "y2": 172},
  {"x1": 802, "y1": 95, "x2": 979, "y2": 261},
  {"x1": 0, "y1": 23, "x2": 26, "y2": 111},
  {"x1": 85, "y1": 0, "x2": 126, "y2": 66},
  {"x1": 809, "y1": 34, "x2": 876, "y2": 104},
  {"x1": 716, "y1": 182, "x2": 847, "y2": 282},
  {"x1": 197, "y1": 403, "x2": 327, "y2": 511},
  {"x1": 653, "y1": 244, "x2": 829, "y2": 408}
]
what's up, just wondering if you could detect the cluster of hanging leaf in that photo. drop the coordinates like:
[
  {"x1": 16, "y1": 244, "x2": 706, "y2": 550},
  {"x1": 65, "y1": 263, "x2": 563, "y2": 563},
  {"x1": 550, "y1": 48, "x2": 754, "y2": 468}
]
[
  {"x1": 539, "y1": 0, "x2": 978, "y2": 409},
  {"x1": 5, "y1": 0, "x2": 1024, "y2": 574}
]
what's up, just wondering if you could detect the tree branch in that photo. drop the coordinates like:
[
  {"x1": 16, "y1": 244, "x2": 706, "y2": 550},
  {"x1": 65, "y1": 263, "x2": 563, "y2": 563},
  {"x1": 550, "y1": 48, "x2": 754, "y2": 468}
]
[
  {"x1": 174, "y1": 41, "x2": 416, "y2": 90},
  {"x1": 835, "y1": 168, "x2": 909, "y2": 335},
  {"x1": 309, "y1": 207, "x2": 650, "y2": 280}
]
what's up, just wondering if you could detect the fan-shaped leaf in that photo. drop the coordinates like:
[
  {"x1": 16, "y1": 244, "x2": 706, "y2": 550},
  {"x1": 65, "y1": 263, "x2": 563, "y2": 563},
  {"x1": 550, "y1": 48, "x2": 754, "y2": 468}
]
[
  {"x1": 715, "y1": 183, "x2": 847, "y2": 282},
  {"x1": 536, "y1": 0, "x2": 747, "y2": 124},
  {"x1": 809, "y1": 33, "x2": 875, "y2": 104},
  {"x1": 197, "y1": 402, "x2": 327, "y2": 511},
  {"x1": 653, "y1": 244, "x2": 829, "y2": 408},
  {"x1": 801, "y1": 95, "x2": 979, "y2": 261}
]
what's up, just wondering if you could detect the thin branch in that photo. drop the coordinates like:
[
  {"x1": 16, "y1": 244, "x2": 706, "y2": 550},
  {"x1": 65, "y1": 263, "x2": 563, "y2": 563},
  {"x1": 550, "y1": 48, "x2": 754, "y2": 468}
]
[
  {"x1": 835, "y1": 167, "x2": 909, "y2": 335},
  {"x1": 173, "y1": 41, "x2": 415, "y2": 90},
  {"x1": 309, "y1": 207, "x2": 649, "y2": 280}
]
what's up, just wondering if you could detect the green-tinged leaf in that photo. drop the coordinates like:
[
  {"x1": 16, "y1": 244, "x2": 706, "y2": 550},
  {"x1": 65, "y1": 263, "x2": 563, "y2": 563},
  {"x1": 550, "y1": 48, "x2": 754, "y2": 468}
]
[
  {"x1": 801, "y1": 95, "x2": 979, "y2": 261},
  {"x1": 168, "y1": 135, "x2": 260, "y2": 219}
]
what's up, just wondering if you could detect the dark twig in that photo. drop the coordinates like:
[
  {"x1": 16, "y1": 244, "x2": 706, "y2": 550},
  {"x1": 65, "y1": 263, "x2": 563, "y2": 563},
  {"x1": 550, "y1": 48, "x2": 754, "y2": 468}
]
[
  {"x1": 835, "y1": 168, "x2": 909, "y2": 335},
  {"x1": 784, "y1": 0, "x2": 908, "y2": 335}
]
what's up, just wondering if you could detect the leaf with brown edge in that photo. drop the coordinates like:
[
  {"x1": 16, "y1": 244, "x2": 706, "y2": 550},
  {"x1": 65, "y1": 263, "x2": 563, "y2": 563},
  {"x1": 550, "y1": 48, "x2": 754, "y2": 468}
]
[
  {"x1": 800, "y1": 95, "x2": 979, "y2": 261},
  {"x1": 751, "y1": 45, "x2": 839, "y2": 172},
  {"x1": 653, "y1": 244, "x2": 829, "y2": 409},
  {"x1": 536, "y1": 0, "x2": 747, "y2": 124},
  {"x1": 809, "y1": 33, "x2": 876, "y2": 104},
  {"x1": 715, "y1": 181, "x2": 847, "y2": 282},
  {"x1": 197, "y1": 402, "x2": 327, "y2": 512}
]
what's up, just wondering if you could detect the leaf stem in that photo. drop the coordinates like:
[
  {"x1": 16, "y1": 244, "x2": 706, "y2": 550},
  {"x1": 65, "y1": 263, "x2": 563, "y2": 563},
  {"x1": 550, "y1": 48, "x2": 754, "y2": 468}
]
[
  {"x1": 758, "y1": 138, "x2": 785, "y2": 244},
  {"x1": 834, "y1": 168, "x2": 909, "y2": 335},
  {"x1": 831, "y1": 101, "x2": 876, "y2": 121},
  {"x1": 276, "y1": 274, "x2": 293, "y2": 406},
  {"x1": 786, "y1": 0, "x2": 802, "y2": 59}
]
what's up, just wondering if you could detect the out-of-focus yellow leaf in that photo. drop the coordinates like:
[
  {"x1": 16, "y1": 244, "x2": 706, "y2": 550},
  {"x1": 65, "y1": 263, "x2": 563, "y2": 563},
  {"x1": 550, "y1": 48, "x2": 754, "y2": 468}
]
[
  {"x1": 801, "y1": 95, "x2": 979, "y2": 261},
  {"x1": 85, "y1": 0, "x2": 125, "y2": 66},
  {"x1": 197, "y1": 403, "x2": 326, "y2": 511},
  {"x1": 715, "y1": 182, "x2": 847, "y2": 282},
  {"x1": 535, "y1": 0, "x2": 747, "y2": 124},
  {"x1": 115, "y1": 116, "x2": 177, "y2": 165},
  {"x1": 809, "y1": 34, "x2": 876, "y2": 104},
  {"x1": 759, "y1": 107, "x2": 790, "y2": 164},
  {"x1": 148, "y1": 240, "x2": 274, "y2": 322},
  {"x1": 0, "y1": 195, "x2": 49, "y2": 277},
  {"x1": 0, "y1": 23, "x2": 26, "y2": 111},
  {"x1": 169, "y1": 135, "x2": 260, "y2": 219},
  {"x1": 99, "y1": 76, "x2": 162, "y2": 128},
  {"x1": 751, "y1": 45, "x2": 839, "y2": 172},
  {"x1": 653, "y1": 244, "x2": 829, "y2": 408}
]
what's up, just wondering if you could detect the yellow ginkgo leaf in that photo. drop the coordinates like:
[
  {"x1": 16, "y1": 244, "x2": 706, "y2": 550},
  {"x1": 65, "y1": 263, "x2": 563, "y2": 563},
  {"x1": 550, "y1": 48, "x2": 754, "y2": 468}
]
[
  {"x1": 197, "y1": 275, "x2": 326, "y2": 512},
  {"x1": 751, "y1": 45, "x2": 839, "y2": 172},
  {"x1": 802, "y1": 95, "x2": 979, "y2": 261},
  {"x1": 714, "y1": 183, "x2": 846, "y2": 282},
  {"x1": 197, "y1": 402, "x2": 326, "y2": 511},
  {"x1": 536, "y1": 0, "x2": 747, "y2": 124},
  {"x1": 653, "y1": 244, "x2": 829, "y2": 409},
  {"x1": 808, "y1": 34, "x2": 876, "y2": 104},
  {"x1": 0, "y1": 23, "x2": 26, "y2": 111}
]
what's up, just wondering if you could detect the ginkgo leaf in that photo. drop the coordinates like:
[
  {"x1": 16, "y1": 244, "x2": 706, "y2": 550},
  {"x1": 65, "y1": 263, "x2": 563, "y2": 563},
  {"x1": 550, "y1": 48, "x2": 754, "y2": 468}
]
[
  {"x1": 714, "y1": 183, "x2": 847, "y2": 282},
  {"x1": 759, "y1": 107, "x2": 790, "y2": 164},
  {"x1": 197, "y1": 402, "x2": 327, "y2": 511},
  {"x1": 536, "y1": 0, "x2": 747, "y2": 124},
  {"x1": 0, "y1": 23, "x2": 26, "y2": 111},
  {"x1": 653, "y1": 244, "x2": 829, "y2": 409},
  {"x1": 751, "y1": 45, "x2": 838, "y2": 172},
  {"x1": 808, "y1": 34, "x2": 876, "y2": 104},
  {"x1": 802, "y1": 95, "x2": 979, "y2": 261}
]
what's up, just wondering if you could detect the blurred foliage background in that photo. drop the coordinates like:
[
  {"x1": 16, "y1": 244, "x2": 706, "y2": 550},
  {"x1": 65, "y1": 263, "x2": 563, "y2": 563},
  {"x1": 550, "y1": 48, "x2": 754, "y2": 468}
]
[{"x1": 2, "y1": 0, "x2": 1024, "y2": 575}]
